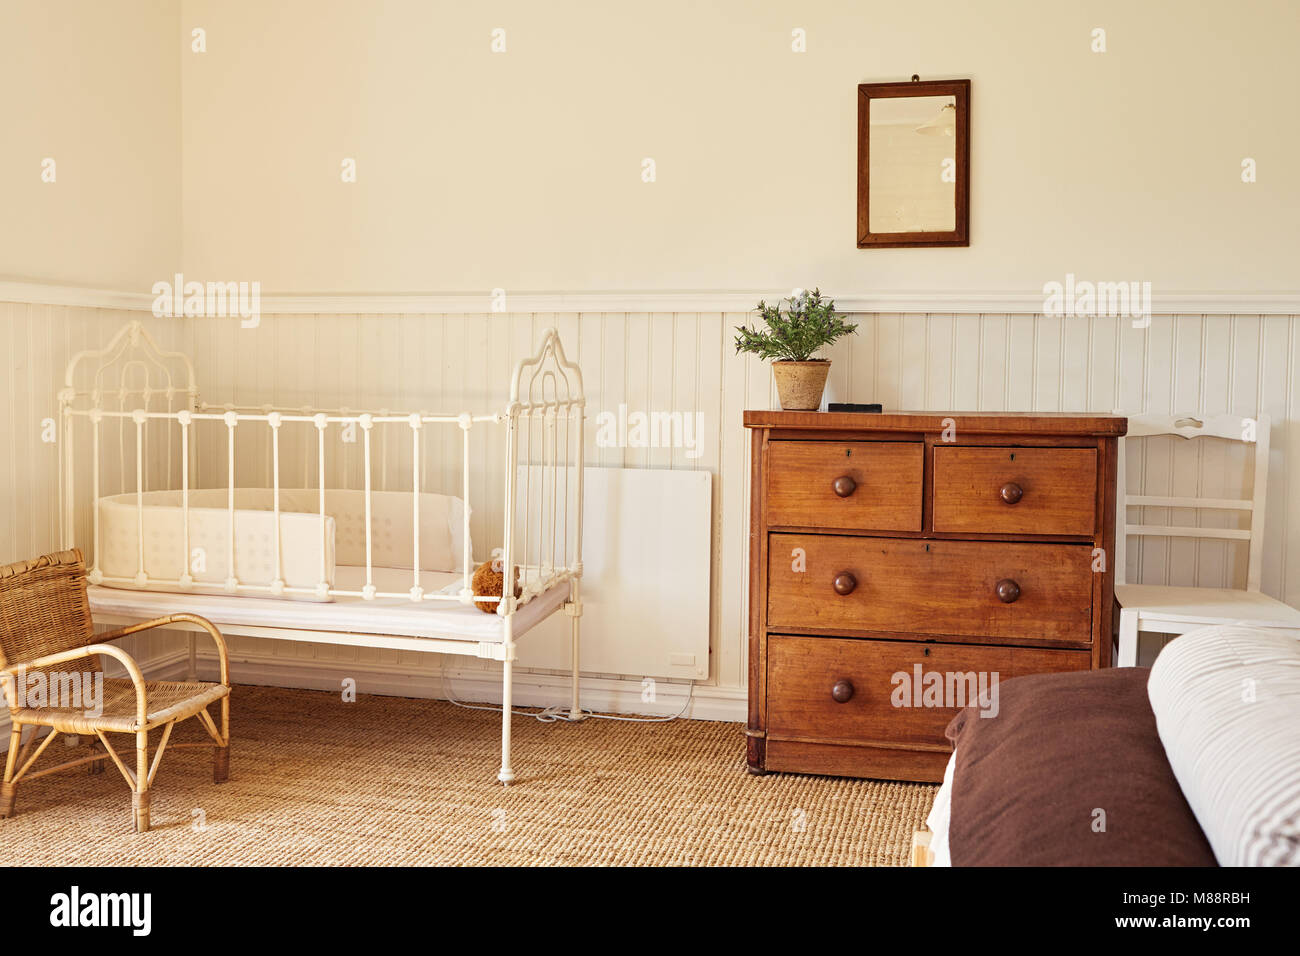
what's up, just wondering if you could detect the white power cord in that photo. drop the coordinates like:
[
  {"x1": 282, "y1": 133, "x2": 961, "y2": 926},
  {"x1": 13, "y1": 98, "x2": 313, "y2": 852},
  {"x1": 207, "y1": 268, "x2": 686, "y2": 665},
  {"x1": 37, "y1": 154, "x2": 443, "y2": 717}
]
[{"x1": 439, "y1": 667, "x2": 695, "y2": 723}]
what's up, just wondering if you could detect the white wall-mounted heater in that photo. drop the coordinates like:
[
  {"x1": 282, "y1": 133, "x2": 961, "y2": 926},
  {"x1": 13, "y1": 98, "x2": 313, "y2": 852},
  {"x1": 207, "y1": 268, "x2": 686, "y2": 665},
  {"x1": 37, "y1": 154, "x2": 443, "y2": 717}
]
[{"x1": 516, "y1": 466, "x2": 712, "y2": 681}]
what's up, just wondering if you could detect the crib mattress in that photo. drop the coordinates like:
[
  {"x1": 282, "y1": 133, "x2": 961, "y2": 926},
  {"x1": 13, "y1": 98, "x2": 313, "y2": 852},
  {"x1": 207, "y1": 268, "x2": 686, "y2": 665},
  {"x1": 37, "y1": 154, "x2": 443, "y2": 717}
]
[
  {"x1": 87, "y1": 565, "x2": 568, "y2": 643},
  {"x1": 95, "y1": 488, "x2": 470, "y2": 599}
]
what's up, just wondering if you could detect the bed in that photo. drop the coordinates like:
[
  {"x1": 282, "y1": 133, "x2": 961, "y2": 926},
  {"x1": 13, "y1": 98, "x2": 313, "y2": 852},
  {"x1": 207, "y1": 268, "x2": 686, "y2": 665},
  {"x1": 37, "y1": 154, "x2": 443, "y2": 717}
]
[
  {"x1": 919, "y1": 624, "x2": 1300, "y2": 866},
  {"x1": 58, "y1": 320, "x2": 586, "y2": 784}
]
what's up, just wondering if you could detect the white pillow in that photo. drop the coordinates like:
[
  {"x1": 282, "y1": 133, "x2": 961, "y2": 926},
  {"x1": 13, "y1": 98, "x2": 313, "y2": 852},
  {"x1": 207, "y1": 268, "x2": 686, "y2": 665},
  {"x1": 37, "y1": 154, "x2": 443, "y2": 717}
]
[{"x1": 1147, "y1": 624, "x2": 1300, "y2": 866}]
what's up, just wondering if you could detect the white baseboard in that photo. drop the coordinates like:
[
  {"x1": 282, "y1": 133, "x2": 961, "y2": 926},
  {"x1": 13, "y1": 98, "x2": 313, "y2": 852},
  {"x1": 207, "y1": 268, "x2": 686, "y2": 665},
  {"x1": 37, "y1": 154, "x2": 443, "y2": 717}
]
[
  {"x1": 213, "y1": 648, "x2": 748, "y2": 722},
  {"x1": 1, "y1": 645, "x2": 747, "y2": 753}
]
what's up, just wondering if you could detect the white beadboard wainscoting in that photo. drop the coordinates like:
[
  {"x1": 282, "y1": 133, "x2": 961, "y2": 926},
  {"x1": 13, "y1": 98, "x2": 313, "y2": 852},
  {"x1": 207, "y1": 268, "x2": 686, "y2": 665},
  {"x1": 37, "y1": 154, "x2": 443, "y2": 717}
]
[{"x1": 3, "y1": 301, "x2": 1299, "y2": 718}]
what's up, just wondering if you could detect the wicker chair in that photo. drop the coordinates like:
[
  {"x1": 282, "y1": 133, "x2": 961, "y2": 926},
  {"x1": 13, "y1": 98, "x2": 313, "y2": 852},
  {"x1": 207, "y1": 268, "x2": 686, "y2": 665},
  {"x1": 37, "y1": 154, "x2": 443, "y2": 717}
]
[{"x1": 0, "y1": 549, "x2": 230, "y2": 832}]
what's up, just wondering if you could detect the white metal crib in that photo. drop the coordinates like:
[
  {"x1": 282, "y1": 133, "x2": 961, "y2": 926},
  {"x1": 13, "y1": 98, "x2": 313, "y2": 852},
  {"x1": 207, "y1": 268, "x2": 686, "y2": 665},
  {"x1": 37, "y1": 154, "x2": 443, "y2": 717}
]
[{"x1": 58, "y1": 320, "x2": 586, "y2": 784}]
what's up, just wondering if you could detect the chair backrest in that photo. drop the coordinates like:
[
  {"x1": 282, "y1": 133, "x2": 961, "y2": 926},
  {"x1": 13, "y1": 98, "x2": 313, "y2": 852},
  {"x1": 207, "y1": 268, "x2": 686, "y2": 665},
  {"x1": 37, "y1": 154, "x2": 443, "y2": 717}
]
[
  {"x1": 0, "y1": 549, "x2": 96, "y2": 672},
  {"x1": 1114, "y1": 412, "x2": 1270, "y2": 591}
]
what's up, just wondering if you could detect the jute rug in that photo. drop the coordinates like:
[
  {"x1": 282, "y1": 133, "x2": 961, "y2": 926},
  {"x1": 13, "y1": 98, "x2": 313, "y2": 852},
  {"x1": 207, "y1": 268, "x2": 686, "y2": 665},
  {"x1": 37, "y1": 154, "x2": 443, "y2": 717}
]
[{"x1": 3, "y1": 685, "x2": 937, "y2": 866}]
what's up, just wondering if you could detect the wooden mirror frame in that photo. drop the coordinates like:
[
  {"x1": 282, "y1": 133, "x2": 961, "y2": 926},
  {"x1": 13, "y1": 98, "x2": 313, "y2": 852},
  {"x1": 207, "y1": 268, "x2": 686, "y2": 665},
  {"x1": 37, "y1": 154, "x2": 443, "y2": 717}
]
[{"x1": 856, "y1": 78, "x2": 970, "y2": 248}]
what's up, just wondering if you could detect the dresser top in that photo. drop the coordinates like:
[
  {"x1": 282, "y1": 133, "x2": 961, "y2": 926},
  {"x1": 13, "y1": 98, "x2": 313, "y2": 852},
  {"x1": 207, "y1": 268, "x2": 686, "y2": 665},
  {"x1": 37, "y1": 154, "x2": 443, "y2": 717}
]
[{"x1": 743, "y1": 410, "x2": 1128, "y2": 436}]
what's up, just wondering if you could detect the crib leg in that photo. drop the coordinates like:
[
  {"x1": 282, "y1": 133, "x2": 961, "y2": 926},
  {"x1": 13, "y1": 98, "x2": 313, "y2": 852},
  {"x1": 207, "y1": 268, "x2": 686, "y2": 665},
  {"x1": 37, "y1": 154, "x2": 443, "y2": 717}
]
[
  {"x1": 498, "y1": 657, "x2": 515, "y2": 786},
  {"x1": 569, "y1": 604, "x2": 583, "y2": 721}
]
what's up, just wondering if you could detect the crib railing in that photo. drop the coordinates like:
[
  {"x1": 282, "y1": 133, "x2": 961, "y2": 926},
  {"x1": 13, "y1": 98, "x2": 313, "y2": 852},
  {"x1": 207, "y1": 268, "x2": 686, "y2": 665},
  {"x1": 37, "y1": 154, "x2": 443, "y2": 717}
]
[{"x1": 59, "y1": 321, "x2": 585, "y2": 621}]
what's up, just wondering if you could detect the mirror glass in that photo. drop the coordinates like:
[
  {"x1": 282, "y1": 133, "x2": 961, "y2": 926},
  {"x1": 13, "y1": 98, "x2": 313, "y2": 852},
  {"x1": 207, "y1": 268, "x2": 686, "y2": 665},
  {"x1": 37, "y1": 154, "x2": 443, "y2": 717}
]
[{"x1": 867, "y1": 94, "x2": 957, "y2": 234}]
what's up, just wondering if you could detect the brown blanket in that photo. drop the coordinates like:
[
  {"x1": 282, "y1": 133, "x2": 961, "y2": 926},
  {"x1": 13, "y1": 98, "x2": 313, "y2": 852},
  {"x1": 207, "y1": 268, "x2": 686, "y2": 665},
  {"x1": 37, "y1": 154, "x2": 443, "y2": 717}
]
[{"x1": 945, "y1": 666, "x2": 1217, "y2": 866}]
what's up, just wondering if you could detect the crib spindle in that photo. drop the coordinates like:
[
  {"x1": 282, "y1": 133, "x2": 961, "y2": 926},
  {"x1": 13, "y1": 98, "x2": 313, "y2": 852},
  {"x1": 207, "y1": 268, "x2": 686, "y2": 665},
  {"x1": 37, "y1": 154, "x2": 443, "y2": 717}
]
[
  {"x1": 90, "y1": 411, "x2": 102, "y2": 582},
  {"x1": 563, "y1": 405, "x2": 572, "y2": 571},
  {"x1": 141, "y1": 381, "x2": 150, "y2": 496},
  {"x1": 499, "y1": 406, "x2": 518, "y2": 618},
  {"x1": 269, "y1": 412, "x2": 284, "y2": 594},
  {"x1": 316, "y1": 413, "x2": 328, "y2": 597},
  {"x1": 380, "y1": 408, "x2": 389, "y2": 492},
  {"x1": 548, "y1": 400, "x2": 558, "y2": 576},
  {"x1": 164, "y1": 383, "x2": 173, "y2": 492},
  {"x1": 58, "y1": 394, "x2": 72, "y2": 551},
  {"x1": 409, "y1": 413, "x2": 422, "y2": 601},
  {"x1": 133, "y1": 409, "x2": 146, "y2": 587},
  {"x1": 460, "y1": 413, "x2": 472, "y2": 603},
  {"x1": 179, "y1": 410, "x2": 192, "y2": 588},
  {"x1": 360, "y1": 414, "x2": 375, "y2": 599},
  {"x1": 224, "y1": 411, "x2": 238, "y2": 592},
  {"x1": 117, "y1": 391, "x2": 126, "y2": 501},
  {"x1": 302, "y1": 407, "x2": 311, "y2": 489}
]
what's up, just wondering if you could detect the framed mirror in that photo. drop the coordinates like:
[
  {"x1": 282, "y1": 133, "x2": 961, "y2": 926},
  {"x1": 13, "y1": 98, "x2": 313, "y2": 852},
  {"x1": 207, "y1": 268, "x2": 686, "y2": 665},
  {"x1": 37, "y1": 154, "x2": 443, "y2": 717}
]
[{"x1": 857, "y1": 78, "x2": 969, "y2": 248}]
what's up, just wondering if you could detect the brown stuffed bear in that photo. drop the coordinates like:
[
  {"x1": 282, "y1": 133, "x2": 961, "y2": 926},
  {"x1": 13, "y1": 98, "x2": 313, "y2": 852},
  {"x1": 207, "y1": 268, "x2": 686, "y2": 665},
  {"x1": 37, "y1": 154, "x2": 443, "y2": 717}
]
[{"x1": 471, "y1": 560, "x2": 521, "y2": 614}]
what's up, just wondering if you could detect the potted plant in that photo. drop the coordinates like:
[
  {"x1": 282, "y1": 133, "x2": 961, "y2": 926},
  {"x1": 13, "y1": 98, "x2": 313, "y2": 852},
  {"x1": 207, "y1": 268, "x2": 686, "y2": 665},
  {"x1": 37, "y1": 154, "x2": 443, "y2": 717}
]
[{"x1": 734, "y1": 289, "x2": 857, "y2": 410}]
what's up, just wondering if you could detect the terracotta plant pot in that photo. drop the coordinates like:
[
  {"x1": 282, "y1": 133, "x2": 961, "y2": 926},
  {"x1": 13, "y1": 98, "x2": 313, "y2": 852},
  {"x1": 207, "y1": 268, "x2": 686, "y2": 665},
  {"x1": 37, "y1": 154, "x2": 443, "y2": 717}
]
[{"x1": 771, "y1": 360, "x2": 831, "y2": 411}]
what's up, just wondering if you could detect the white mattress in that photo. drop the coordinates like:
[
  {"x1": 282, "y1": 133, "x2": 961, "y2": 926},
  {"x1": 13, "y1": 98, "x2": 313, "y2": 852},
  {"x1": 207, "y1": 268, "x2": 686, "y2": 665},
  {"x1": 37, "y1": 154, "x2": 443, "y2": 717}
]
[
  {"x1": 88, "y1": 565, "x2": 568, "y2": 643},
  {"x1": 923, "y1": 752, "x2": 957, "y2": 867}
]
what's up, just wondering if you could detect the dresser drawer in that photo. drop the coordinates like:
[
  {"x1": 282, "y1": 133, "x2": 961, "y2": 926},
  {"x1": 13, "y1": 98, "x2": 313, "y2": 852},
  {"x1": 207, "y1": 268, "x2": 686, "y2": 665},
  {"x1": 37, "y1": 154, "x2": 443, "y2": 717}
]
[
  {"x1": 768, "y1": 534, "x2": 1093, "y2": 643},
  {"x1": 766, "y1": 440, "x2": 923, "y2": 532},
  {"x1": 766, "y1": 634, "x2": 1090, "y2": 749},
  {"x1": 932, "y1": 446, "x2": 1097, "y2": 536}
]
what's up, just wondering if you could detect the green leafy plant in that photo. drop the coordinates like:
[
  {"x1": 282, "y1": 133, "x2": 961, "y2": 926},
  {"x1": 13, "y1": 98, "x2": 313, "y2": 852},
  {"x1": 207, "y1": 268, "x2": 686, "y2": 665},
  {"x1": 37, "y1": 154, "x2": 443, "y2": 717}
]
[{"x1": 733, "y1": 289, "x2": 857, "y2": 362}]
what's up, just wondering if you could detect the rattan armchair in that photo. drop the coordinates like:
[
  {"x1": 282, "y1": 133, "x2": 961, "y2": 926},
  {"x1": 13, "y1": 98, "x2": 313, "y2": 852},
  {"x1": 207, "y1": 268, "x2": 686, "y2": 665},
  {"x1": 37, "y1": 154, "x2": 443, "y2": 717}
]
[{"x1": 0, "y1": 549, "x2": 230, "y2": 832}]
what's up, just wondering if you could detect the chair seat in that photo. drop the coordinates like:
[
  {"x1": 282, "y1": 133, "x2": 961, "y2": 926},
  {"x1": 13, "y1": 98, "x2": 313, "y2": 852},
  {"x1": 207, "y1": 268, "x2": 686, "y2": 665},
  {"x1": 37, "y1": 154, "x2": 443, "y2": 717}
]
[
  {"x1": 11, "y1": 677, "x2": 229, "y2": 734},
  {"x1": 1115, "y1": 583, "x2": 1300, "y2": 630}
]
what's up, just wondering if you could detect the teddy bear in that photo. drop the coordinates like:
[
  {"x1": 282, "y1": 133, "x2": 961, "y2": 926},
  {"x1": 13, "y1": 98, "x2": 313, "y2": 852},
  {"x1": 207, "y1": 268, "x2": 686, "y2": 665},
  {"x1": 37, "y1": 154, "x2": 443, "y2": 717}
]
[{"x1": 471, "y1": 560, "x2": 521, "y2": 614}]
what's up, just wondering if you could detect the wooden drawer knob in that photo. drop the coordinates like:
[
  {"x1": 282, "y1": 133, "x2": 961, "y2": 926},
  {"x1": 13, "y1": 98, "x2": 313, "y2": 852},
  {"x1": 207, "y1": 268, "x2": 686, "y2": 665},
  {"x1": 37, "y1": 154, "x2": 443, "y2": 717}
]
[
  {"x1": 832, "y1": 475, "x2": 858, "y2": 498},
  {"x1": 833, "y1": 572, "x2": 857, "y2": 596},
  {"x1": 996, "y1": 578, "x2": 1021, "y2": 603},
  {"x1": 999, "y1": 481, "x2": 1024, "y2": 504},
  {"x1": 831, "y1": 679, "x2": 855, "y2": 703}
]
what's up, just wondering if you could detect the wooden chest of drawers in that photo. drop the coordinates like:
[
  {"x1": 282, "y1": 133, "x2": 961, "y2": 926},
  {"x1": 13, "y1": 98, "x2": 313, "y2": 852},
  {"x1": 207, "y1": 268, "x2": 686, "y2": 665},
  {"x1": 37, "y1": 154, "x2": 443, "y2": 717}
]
[{"x1": 743, "y1": 411, "x2": 1126, "y2": 782}]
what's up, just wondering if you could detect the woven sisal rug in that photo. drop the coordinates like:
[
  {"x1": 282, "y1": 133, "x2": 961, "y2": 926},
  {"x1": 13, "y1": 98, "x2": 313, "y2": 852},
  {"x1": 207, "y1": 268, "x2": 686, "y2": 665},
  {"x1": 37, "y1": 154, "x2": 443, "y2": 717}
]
[{"x1": 3, "y1": 684, "x2": 937, "y2": 866}]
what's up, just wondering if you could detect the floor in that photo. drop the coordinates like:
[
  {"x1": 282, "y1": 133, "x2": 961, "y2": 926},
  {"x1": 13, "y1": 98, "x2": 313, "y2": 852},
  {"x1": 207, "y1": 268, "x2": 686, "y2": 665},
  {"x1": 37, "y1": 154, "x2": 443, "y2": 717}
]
[{"x1": 3, "y1": 685, "x2": 937, "y2": 866}]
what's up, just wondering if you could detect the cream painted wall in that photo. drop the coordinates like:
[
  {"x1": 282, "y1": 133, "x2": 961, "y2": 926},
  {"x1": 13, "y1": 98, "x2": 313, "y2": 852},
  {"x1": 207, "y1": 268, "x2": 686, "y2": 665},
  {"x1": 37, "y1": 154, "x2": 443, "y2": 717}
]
[
  {"x1": 179, "y1": 0, "x2": 1300, "y2": 294},
  {"x1": 3, "y1": 1, "x2": 1294, "y2": 296},
  {"x1": 0, "y1": 0, "x2": 181, "y2": 289}
]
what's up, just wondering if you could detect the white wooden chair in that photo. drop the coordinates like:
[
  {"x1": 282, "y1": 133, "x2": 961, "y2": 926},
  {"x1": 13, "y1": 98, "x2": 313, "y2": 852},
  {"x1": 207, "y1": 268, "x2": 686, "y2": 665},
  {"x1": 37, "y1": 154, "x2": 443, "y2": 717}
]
[{"x1": 1114, "y1": 412, "x2": 1300, "y2": 666}]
